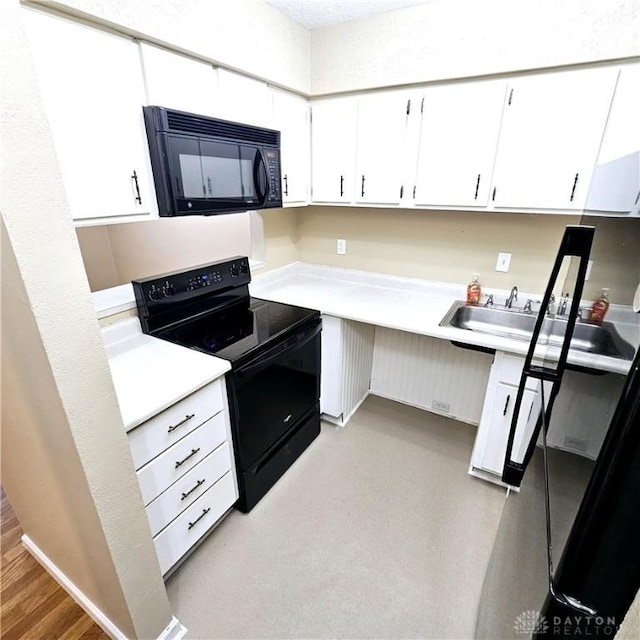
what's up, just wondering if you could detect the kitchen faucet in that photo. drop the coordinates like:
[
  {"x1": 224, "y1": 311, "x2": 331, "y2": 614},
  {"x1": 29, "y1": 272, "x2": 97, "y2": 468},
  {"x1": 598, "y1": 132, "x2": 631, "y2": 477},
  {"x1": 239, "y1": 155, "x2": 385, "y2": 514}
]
[
  {"x1": 505, "y1": 286, "x2": 518, "y2": 309},
  {"x1": 558, "y1": 292, "x2": 570, "y2": 316}
]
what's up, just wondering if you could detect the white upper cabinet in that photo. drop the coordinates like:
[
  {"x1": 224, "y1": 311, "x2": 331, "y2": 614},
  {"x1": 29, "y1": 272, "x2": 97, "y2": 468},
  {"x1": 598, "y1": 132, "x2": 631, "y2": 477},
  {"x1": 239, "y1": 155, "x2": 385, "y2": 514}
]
[
  {"x1": 355, "y1": 91, "x2": 410, "y2": 205},
  {"x1": 584, "y1": 63, "x2": 640, "y2": 215},
  {"x1": 490, "y1": 67, "x2": 619, "y2": 211},
  {"x1": 216, "y1": 69, "x2": 273, "y2": 128},
  {"x1": 311, "y1": 97, "x2": 358, "y2": 203},
  {"x1": 24, "y1": 8, "x2": 155, "y2": 224},
  {"x1": 272, "y1": 89, "x2": 309, "y2": 205},
  {"x1": 139, "y1": 43, "x2": 219, "y2": 116},
  {"x1": 414, "y1": 81, "x2": 506, "y2": 207}
]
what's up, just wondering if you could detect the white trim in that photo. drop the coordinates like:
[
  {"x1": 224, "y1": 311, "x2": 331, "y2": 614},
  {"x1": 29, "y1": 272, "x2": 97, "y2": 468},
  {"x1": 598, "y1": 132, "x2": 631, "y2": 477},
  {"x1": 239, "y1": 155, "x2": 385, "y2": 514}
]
[{"x1": 21, "y1": 534, "x2": 186, "y2": 640}]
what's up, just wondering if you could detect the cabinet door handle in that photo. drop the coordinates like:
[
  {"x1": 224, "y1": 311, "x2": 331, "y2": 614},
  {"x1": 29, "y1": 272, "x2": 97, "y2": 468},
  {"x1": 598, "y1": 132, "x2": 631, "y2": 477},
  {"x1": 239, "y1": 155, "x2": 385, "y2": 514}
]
[
  {"x1": 503, "y1": 394, "x2": 511, "y2": 416},
  {"x1": 181, "y1": 478, "x2": 206, "y2": 501},
  {"x1": 168, "y1": 413, "x2": 195, "y2": 434},
  {"x1": 527, "y1": 401, "x2": 535, "y2": 422},
  {"x1": 131, "y1": 170, "x2": 142, "y2": 205},
  {"x1": 175, "y1": 447, "x2": 201, "y2": 469},
  {"x1": 187, "y1": 507, "x2": 211, "y2": 530},
  {"x1": 569, "y1": 173, "x2": 579, "y2": 202},
  {"x1": 340, "y1": 175, "x2": 344, "y2": 197},
  {"x1": 283, "y1": 174, "x2": 288, "y2": 196},
  {"x1": 492, "y1": 186, "x2": 497, "y2": 202},
  {"x1": 207, "y1": 177, "x2": 212, "y2": 195},
  {"x1": 474, "y1": 174, "x2": 481, "y2": 200},
  {"x1": 400, "y1": 185, "x2": 404, "y2": 199},
  {"x1": 361, "y1": 175, "x2": 365, "y2": 198}
]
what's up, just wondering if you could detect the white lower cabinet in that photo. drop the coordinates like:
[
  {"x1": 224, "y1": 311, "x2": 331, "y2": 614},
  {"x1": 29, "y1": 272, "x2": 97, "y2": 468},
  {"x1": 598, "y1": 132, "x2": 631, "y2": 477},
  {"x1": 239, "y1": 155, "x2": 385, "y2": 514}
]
[
  {"x1": 320, "y1": 316, "x2": 374, "y2": 425},
  {"x1": 127, "y1": 377, "x2": 238, "y2": 576}
]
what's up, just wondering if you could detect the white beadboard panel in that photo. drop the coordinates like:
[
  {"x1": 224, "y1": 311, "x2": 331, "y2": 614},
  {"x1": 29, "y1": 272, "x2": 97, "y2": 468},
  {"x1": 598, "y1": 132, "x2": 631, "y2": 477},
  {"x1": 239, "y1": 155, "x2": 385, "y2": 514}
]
[
  {"x1": 341, "y1": 320, "x2": 375, "y2": 421},
  {"x1": 370, "y1": 328, "x2": 493, "y2": 424}
]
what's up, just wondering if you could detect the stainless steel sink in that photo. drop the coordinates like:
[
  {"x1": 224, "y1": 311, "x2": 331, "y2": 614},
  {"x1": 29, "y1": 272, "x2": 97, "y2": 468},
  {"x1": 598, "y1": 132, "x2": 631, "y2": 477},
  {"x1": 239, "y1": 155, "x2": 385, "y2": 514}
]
[{"x1": 439, "y1": 301, "x2": 636, "y2": 360}]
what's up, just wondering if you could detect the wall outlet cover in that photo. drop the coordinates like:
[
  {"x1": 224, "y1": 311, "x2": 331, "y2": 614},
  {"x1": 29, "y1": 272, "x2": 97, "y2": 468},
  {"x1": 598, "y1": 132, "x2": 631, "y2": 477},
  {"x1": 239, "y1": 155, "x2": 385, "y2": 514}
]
[
  {"x1": 337, "y1": 238, "x2": 346, "y2": 255},
  {"x1": 496, "y1": 252, "x2": 511, "y2": 272},
  {"x1": 432, "y1": 399, "x2": 451, "y2": 414}
]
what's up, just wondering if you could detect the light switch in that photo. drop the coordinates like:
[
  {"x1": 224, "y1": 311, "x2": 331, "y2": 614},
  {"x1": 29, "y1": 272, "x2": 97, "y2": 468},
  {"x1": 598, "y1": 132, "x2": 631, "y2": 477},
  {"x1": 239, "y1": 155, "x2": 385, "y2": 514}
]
[{"x1": 496, "y1": 252, "x2": 511, "y2": 272}]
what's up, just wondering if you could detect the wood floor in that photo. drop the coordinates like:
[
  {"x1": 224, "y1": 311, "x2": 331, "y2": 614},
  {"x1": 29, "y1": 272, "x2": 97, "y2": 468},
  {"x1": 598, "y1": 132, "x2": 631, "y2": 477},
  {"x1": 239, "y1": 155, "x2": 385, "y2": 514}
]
[{"x1": 1, "y1": 487, "x2": 108, "y2": 640}]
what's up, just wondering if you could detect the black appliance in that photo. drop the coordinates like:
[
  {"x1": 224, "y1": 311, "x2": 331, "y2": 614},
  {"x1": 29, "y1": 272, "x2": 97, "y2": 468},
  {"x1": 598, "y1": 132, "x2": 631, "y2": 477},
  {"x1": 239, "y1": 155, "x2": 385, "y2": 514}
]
[
  {"x1": 143, "y1": 106, "x2": 282, "y2": 216},
  {"x1": 476, "y1": 225, "x2": 640, "y2": 639},
  {"x1": 132, "y1": 256, "x2": 321, "y2": 512}
]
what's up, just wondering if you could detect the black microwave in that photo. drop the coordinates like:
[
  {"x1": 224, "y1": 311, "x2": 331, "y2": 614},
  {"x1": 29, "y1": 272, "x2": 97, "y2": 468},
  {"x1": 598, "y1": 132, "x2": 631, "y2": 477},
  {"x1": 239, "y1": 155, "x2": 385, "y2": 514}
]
[{"x1": 143, "y1": 106, "x2": 282, "y2": 216}]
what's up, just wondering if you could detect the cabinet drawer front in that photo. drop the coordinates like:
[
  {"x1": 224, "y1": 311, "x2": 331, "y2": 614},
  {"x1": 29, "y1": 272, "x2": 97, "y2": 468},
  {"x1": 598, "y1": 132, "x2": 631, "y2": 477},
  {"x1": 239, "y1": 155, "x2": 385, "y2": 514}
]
[
  {"x1": 154, "y1": 471, "x2": 237, "y2": 575},
  {"x1": 497, "y1": 354, "x2": 539, "y2": 390},
  {"x1": 145, "y1": 442, "x2": 233, "y2": 536},
  {"x1": 137, "y1": 412, "x2": 227, "y2": 505},
  {"x1": 128, "y1": 380, "x2": 224, "y2": 470}
]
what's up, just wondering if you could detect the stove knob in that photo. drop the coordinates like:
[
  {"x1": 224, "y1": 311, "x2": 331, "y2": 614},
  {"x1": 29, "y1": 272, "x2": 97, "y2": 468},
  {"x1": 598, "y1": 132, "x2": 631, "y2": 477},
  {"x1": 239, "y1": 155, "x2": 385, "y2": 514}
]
[
  {"x1": 240, "y1": 263, "x2": 249, "y2": 274},
  {"x1": 148, "y1": 287, "x2": 160, "y2": 301},
  {"x1": 230, "y1": 266, "x2": 239, "y2": 277},
  {"x1": 163, "y1": 284, "x2": 175, "y2": 298}
]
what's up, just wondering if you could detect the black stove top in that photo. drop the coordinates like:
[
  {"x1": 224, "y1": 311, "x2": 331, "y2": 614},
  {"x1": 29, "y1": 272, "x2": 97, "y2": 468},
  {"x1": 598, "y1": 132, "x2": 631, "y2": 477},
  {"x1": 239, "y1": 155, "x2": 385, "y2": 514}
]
[{"x1": 158, "y1": 297, "x2": 319, "y2": 363}]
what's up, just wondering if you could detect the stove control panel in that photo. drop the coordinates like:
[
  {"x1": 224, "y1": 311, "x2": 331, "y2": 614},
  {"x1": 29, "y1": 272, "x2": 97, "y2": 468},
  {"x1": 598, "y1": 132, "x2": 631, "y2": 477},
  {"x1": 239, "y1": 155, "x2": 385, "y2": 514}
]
[{"x1": 132, "y1": 256, "x2": 251, "y2": 317}]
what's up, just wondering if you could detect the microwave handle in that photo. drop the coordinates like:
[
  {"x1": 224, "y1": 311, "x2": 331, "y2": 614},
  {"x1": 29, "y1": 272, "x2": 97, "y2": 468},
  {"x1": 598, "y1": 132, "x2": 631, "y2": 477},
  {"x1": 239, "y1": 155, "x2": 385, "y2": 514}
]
[{"x1": 253, "y1": 149, "x2": 270, "y2": 204}]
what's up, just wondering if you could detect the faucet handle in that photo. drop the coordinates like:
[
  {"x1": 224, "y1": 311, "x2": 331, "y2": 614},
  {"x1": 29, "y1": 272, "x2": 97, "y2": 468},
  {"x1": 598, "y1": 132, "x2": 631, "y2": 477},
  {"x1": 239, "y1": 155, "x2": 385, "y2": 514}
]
[
  {"x1": 523, "y1": 299, "x2": 533, "y2": 313},
  {"x1": 483, "y1": 294, "x2": 494, "y2": 307}
]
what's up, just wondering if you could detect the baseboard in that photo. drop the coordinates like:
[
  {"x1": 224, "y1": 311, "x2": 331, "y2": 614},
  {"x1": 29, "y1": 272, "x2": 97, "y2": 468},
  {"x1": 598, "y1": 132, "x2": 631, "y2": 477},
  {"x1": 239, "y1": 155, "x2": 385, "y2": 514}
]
[{"x1": 21, "y1": 535, "x2": 186, "y2": 640}]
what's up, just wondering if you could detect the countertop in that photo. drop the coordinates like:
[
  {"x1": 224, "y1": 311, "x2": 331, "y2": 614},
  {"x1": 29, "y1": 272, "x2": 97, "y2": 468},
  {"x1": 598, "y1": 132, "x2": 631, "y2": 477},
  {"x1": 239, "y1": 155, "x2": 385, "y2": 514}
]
[
  {"x1": 101, "y1": 318, "x2": 230, "y2": 432},
  {"x1": 251, "y1": 263, "x2": 639, "y2": 376}
]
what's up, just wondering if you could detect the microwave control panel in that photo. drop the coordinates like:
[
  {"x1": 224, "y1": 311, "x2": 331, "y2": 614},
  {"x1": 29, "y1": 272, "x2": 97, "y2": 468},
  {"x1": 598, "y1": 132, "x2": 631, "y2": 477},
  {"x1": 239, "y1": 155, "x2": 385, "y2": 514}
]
[{"x1": 265, "y1": 149, "x2": 281, "y2": 204}]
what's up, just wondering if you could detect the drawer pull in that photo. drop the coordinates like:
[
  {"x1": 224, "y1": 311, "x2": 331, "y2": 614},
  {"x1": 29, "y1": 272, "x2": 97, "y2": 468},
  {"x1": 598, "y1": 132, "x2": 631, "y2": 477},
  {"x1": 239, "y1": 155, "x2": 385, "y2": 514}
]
[
  {"x1": 168, "y1": 413, "x2": 195, "y2": 433},
  {"x1": 181, "y1": 478, "x2": 206, "y2": 501},
  {"x1": 503, "y1": 394, "x2": 511, "y2": 416},
  {"x1": 175, "y1": 447, "x2": 201, "y2": 469},
  {"x1": 188, "y1": 507, "x2": 211, "y2": 530}
]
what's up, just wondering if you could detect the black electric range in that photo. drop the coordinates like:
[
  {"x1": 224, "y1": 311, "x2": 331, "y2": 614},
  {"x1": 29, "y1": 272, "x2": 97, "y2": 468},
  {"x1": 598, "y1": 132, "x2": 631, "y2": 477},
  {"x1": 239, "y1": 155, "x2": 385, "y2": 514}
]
[{"x1": 133, "y1": 256, "x2": 321, "y2": 512}]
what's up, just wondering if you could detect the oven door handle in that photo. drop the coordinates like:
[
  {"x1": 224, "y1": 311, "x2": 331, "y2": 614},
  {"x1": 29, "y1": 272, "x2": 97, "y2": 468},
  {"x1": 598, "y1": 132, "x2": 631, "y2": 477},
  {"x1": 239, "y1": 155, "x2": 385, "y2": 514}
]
[{"x1": 235, "y1": 320, "x2": 321, "y2": 379}]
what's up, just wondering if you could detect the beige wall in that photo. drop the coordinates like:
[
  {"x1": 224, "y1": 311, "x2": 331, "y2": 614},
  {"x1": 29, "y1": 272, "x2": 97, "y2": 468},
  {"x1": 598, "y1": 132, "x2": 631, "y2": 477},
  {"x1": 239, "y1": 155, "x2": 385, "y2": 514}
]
[
  {"x1": 311, "y1": 0, "x2": 640, "y2": 95},
  {"x1": 77, "y1": 213, "x2": 253, "y2": 290},
  {"x1": 38, "y1": 0, "x2": 310, "y2": 93},
  {"x1": 296, "y1": 207, "x2": 640, "y2": 304},
  {"x1": 260, "y1": 208, "x2": 299, "y2": 273},
  {"x1": 1, "y1": 2, "x2": 172, "y2": 637}
]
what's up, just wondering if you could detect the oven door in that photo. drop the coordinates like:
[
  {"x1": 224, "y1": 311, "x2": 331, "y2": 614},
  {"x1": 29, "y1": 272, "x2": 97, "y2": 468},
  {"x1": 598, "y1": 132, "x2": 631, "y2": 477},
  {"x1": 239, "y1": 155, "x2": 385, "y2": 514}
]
[
  {"x1": 162, "y1": 133, "x2": 268, "y2": 215},
  {"x1": 229, "y1": 319, "x2": 321, "y2": 471}
]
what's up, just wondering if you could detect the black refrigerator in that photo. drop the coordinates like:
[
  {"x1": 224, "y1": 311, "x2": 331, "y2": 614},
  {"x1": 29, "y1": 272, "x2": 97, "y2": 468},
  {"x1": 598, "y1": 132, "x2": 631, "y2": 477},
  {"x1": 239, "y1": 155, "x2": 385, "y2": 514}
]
[{"x1": 475, "y1": 224, "x2": 640, "y2": 639}]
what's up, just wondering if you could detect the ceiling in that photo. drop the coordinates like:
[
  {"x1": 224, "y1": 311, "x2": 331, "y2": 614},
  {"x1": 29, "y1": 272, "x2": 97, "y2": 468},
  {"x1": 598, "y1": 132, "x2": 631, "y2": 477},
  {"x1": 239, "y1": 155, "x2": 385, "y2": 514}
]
[{"x1": 265, "y1": 0, "x2": 435, "y2": 30}]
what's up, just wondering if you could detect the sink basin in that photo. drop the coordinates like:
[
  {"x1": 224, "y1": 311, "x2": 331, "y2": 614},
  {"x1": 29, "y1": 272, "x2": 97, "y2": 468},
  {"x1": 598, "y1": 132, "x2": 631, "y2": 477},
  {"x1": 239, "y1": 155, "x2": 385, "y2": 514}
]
[{"x1": 439, "y1": 301, "x2": 636, "y2": 360}]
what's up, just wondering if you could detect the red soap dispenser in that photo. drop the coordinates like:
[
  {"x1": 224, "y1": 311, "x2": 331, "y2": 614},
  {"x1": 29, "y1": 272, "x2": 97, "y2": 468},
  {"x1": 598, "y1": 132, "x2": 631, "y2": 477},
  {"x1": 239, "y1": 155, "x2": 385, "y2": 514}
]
[
  {"x1": 590, "y1": 288, "x2": 610, "y2": 325},
  {"x1": 467, "y1": 274, "x2": 482, "y2": 306}
]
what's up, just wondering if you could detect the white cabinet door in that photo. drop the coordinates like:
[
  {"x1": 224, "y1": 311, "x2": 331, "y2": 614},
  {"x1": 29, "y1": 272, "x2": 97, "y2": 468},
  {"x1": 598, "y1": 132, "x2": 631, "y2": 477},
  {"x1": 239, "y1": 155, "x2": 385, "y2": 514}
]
[
  {"x1": 585, "y1": 63, "x2": 640, "y2": 215},
  {"x1": 140, "y1": 43, "x2": 219, "y2": 116},
  {"x1": 216, "y1": 69, "x2": 272, "y2": 128},
  {"x1": 24, "y1": 8, "x2": 155, "y2": 224},
  {"x1": 414, "y1": 81, "x2": 506, "y2": 207},
  {"x1": 272, "y1": 89, "x2": 309, "y2": 205},
  {"x1": 355, "y1": 91, "x2": 410, "y2": 205},
  {"x1": 490, "y1": 67, "x2": 618, "y2": 211},
  {"x1": 481, "y1": 383, "x2": 538, "y2": 476},
  {"x1": 311, "y1": 97, "x2": 358, "y2": 203}
]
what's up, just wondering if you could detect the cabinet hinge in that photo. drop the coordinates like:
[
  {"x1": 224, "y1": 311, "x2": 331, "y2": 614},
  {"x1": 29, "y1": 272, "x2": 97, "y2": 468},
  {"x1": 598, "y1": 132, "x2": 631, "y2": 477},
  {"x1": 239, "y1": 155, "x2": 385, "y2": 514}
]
[
  {"x1": 508, "y1": 89, "x2": 513, "y2": 106},
  {"x1": 421, "y1": 97, "x2": 424, "y2": 114},
  {"x1": 406, "y1": 99, "x2": 411, "y2": 115}
]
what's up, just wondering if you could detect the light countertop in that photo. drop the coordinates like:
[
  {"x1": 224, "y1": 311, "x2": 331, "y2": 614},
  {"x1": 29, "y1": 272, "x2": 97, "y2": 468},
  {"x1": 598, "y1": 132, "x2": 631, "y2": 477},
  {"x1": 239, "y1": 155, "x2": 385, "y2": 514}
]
[
  {"x1": 101, "y1": 318, "x2": 230, "y2": 432},
  {"x1": 251, "y1": 263, "x2": 639, "y2": 376}
]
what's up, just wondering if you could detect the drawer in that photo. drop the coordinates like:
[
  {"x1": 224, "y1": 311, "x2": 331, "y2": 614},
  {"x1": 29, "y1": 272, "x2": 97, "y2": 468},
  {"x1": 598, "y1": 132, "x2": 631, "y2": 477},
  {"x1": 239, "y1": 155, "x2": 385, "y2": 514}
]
[
  {"x1": 128, "y1": 380, "x2": 224, "y2": 470},
  {"x1": 496, "y1": 354, "x2": 540, "y2": 390},
  {"x1": 154, "y1": 471, "x2": 237, "y2": 575},
  {"x1": 145, "y1": 442, "x2": 233, "y2": 536},
  {"x1": 137, "y1": 412, "x2": 227, "y2": 505}
]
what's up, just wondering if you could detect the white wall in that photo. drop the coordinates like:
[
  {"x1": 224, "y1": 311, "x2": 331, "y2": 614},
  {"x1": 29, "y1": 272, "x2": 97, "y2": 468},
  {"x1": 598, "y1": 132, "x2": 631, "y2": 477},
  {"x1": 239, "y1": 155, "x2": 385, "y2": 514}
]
[
  {"x1": 36, "y1": 0, "x2": 310, "y2": 93},
  {"x1": 311, "y1": 0, "x2": 640, "y2": 94},
  {"x1": 1, "y1": 2, "x2": 173, "y2": 637}
]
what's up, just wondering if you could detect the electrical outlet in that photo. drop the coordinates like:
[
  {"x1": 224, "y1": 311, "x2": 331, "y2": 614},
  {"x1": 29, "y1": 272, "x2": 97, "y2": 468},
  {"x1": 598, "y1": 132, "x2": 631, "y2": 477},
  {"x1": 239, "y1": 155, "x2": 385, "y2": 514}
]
[
  {"x1": 496, "y1": 252, "x2": 511, "y2": 272},
  {"x1": 432, "y1": 399, "x2": 451, "y2": 414},
  {"x1": 586, "y1": 260, "x2": 593, "y2": 281},
  {"x1": 337, "y1": 239, "x2": 346, "y2": 255}
]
